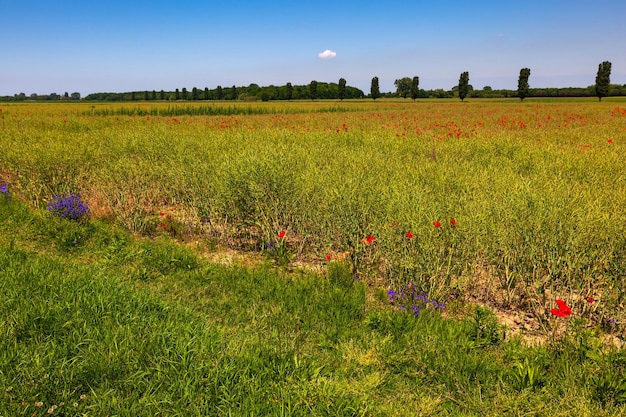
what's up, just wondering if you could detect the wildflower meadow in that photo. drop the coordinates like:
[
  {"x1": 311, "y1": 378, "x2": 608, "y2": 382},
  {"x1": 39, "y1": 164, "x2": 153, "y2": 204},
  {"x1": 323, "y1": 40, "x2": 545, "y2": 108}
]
[{"x1": 1, "y1": 98, "x2": 625, "y2": 415}]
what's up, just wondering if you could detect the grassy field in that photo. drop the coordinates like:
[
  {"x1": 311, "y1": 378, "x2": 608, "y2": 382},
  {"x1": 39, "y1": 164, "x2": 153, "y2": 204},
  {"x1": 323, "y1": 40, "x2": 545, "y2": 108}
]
[{"x1": 1, "y1": 98, "x2": 626, "y2": 415}]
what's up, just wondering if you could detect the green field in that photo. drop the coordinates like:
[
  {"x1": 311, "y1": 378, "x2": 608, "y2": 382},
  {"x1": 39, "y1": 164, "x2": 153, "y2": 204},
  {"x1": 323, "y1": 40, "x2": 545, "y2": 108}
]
[{"x1": 1, "y1": 99, "x2": 625, "y2": 415}]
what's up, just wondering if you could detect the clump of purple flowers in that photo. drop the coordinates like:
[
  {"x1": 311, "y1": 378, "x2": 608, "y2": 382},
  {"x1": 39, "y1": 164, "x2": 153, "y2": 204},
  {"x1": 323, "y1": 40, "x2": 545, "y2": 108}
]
[
  {"x1": 0, "y1": 183, "x2": 10, "y2": 201},
  {"x1": 387, "y1": 284, "x2": 445, "y2": 317},
  {"x1": 47, "y1": 193, "x2": 90, "y2": 221}
]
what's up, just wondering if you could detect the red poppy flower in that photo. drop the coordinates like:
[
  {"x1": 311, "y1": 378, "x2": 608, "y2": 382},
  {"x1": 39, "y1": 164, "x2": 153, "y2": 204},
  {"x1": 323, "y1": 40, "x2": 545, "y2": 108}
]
[
  {"x1": 450, "y1": 218, "x2": 457, "y2": 227},
  {"x1": 586, "y1": 297, "x2": 595, "y2": 303},
  {"x1": 433, "y1": 221, "x2": 442, "y2": 228},
  {"x1": 277, "y1": 231, "x2": 286, "y2": 239},
  {"x1": 365, "y1": 234, "x2": 375, "y2": 244},
  {"x1": 325, "y1": 253, "x2": 332, "y2": 261},
  {"x1": 550, "y1": 299, "x2": 572, "y2": 317},
  {"x1": 406, "y1": 231, "x2": 414, "y2": 239}
]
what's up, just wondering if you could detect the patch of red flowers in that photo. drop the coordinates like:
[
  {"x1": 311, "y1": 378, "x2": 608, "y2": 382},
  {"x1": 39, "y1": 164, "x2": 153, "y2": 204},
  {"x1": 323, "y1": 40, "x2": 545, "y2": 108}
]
[
  {"x1": 450, "y1": 218, "x2": 457, "y2": 227},
  {"x1": 325, "y1": 253, "x2": 332, "y2": 261},
  {"x1": 586, "y1": 297, "x2": 595, "y2": 303},
  {"x1": 433, "y1": 221, "x2": 441, "y2": 228},
  {"x1": 365, "y1": 234, "x2": 375, "y2": 244},
  {"x1": 277, "y1": 231, "x2": 286, "y2": 239},
  {"x1": 406, "y1": 230, "x2": 414, "y2": 239},
  {"x1": 550, "y1": 299, "x2": 572, "y2": 317}
]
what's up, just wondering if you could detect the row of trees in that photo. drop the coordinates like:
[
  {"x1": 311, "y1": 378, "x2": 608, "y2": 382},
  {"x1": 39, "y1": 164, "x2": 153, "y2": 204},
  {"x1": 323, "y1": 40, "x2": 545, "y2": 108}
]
[
  {"x1": 0, "y1": 62, "x2": 618, "y2": 102},
  {"x1": 3, "y1": 91, "x2": 81, "y2": 101},
  {"x1": 81, "y1": 82, "x2": 365, "y2": 102},
  {"x1": 377, "y1": 61, "x2": 613, "y2": 102}
]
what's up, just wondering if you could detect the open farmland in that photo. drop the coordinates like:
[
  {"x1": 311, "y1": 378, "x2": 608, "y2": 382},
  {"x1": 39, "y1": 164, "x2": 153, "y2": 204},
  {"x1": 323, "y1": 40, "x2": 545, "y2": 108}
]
[
  {"x1": 2, "y1": 99, "x2": 625, "y2": 322},
  {"x1": 1, "y1": 99, "x2": 626, "y2": 415}
]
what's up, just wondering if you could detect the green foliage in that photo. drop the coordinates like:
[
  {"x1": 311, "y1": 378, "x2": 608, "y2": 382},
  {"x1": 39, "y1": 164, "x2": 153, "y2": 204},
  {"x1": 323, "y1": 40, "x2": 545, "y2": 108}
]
[
  {"x1": 285, "y1": 82, "x2": 293, "y2": 100},
  {"x1": 394, "y1": 77, "x2": 412, "y2": 98},
  {"x1": 370, "y1": 76, "x2": 380, "y2": 100},
  {"x1": 458, "y1": 71, "x2": 470, "y2": 101},
  {"x1": 309, "y1": 80, "x2": 318, "y2": 101},
  {"x1": 338, "y1": 77, "x2": 347, "y2": 101},
  {"x1": 467, "y1": 306, "x2": 505, "y2": 348},
  {"x1": 410, "y1": 76, "x2": 420, "y2": 100},
  {"x1": 595, "y1": 61, "x2": 612, "y2": 101},
  {"x1": 518, "y1": 68, "x2": 531, "y2": 101},
  {"x1": 1, "y1": 197, "x2": 626, "y2": 415}
]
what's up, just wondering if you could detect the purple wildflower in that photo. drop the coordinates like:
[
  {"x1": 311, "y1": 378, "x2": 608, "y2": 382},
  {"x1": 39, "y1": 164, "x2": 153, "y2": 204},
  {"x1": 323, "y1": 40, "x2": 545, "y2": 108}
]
[
  {"x1": 47, "y1": 193, "x2": 90, "y2": 220},
  {"x1": 411, "y1": 305, "x2": 421, "y2": 317}
]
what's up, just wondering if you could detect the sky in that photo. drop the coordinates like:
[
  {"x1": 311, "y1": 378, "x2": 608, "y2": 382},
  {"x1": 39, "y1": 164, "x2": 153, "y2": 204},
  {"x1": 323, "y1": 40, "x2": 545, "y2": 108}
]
[{"x1": 2, "y1": 0, "x2": 625, "y2": 96}]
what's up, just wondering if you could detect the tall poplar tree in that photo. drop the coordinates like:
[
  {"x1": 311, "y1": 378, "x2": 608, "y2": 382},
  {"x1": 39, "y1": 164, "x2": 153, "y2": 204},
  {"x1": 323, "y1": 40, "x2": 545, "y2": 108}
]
[
  {"x1": 309, "y1": 80, "x2": 318, "y2": 101},
  {"x1": 285, "y1": 82, "x2": 293, "y2": 100},
  {"x1": 458, "y1": 72, "x2": 469, "y2": 101},
  {"x1": 595, "y1": 61, "x2": 612, "y2": 102},
  {"x1": 517, "y1": 68, "x2": 531, "y2": 102},
  {"x1": 338, "y1": 78, "x2": 347, "y2": 101},
  {"x1": 371, "y1": 76, "x2": 380, "y2": 100},
  {"x1": 410, "y1": 76, "x2": 420, "y2": 101}
]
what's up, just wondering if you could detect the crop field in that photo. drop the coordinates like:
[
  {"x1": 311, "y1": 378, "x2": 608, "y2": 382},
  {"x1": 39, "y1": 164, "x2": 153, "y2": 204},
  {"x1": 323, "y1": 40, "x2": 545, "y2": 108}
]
[
  {"x1": 2, "y1": 99, "x2": 625, "y2": 320},
  {"x1": 1, "y1": 98, "x2": 626, "y2": 415}
]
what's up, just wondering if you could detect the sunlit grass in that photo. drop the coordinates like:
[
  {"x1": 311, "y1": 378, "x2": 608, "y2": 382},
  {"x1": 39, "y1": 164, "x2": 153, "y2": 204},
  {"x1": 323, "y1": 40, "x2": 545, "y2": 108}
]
[
  {"x1": 1, "y1": 194, "x2": 626, "y2": 415},
  {"x1": 3, "y1": 99, "x2": 624, "y2": 327}
]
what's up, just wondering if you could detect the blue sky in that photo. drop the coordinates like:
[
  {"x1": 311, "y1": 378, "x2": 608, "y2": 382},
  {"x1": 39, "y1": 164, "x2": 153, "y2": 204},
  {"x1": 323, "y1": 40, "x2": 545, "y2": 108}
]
[{"x1": 2, "y1": 0, "x2": 625, "y2": 96}]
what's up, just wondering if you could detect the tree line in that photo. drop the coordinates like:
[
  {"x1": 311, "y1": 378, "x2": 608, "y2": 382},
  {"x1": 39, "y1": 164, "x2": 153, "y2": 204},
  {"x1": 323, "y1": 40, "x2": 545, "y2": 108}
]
[
  {"x1": 0, "y1": 61, "x2": 619, "y2": 102},
  {"x1": 382, "y1": 61, "x2": 616, "y2": 102}
]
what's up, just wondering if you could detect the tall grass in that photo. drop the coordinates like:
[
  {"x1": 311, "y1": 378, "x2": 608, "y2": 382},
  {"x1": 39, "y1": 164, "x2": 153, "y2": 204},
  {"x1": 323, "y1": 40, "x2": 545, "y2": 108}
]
[
  {"x1": 2, "y1": 194, "x2": 626, "y2": 415},
  {"x1": 1, "y1": 100, "x2": 625, "y2": 328}
]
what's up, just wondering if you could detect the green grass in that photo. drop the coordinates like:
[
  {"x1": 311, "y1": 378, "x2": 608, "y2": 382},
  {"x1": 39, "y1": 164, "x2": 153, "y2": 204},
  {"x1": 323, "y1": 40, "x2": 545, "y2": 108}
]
[
  {"x1": 2, "y1": 187, "x2": 626, "y2": 416},
  {"x1": 1, "y1": 102, "x2": 625, "y2": 312}
]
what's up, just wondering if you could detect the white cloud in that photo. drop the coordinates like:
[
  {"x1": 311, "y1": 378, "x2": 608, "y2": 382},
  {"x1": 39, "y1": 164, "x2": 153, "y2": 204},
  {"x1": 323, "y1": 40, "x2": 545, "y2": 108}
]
[{"x1": 318, "y1": 49, "x2": 337, "y2": 59}]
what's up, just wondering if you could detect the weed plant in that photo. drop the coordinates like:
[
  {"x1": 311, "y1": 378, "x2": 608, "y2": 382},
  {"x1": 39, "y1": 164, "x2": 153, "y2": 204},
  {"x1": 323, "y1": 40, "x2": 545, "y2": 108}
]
[
  {"x1": 0, "y1": 195, "x2": 625, "y2": 415},
  {"x1": 1, "y1": 100, "x2": 625, "y2": 330}
]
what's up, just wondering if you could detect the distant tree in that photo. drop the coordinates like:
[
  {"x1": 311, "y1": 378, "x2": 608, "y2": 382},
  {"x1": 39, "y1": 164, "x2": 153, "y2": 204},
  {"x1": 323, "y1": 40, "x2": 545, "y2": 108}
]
[
  {"x1": 410, "y1": 76, "x2": 420, "y2": 100},
  {"x1": 182, "y1": 88, "x2": 188, "y2": 100},
  {"x1": 192, "y1": 87, "x2": 198, "y2": 100},
  {"x1": 371, "y1": 76, "x2": 380, "y2": 100},
  {"x1": 394, "y1": 77, "x2": 412, "y2": 98},
  {"x1": 160, "y1": 90, "x2": 165, "y2": 100},
  {"x1": 231, "y1": 85, "x2": 237, "y2": 100},
  {"x1": 216, "y1": 86, "x2": 223, "y2": 100},
  {"x1": 595, "y1": 61, "x2": 612, "y2": 102},
  {"x1": 204, "y1": 87, "x2": 209, "y2": 100},
  {"x1": 309, "y1": 80, "x2": 318, "y2": 100},
  {"x1": 338, "y1": 78, "x2": 347, "y2": 100},
  {"x1": 285, "y1": 82, "x2": 293, "y2": 100},
  {"x1": 151, "y1": 90, "x2": 156, "y2": 100},
  {"x1": 517, "y1": 68, "x2": 531, "y2": 101},
  {"x1": 70, "y1": 92, "x2": 81, "y2": 100},
  {"x1": 458, "y1": 72, "x2": 470, "y2": 101},
  {"x1": 131, "y1": 91, "x2": 136, "y2": 101},
  {"x1": 175, "y1": 88, "x2": 180, "y2": 100}
]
